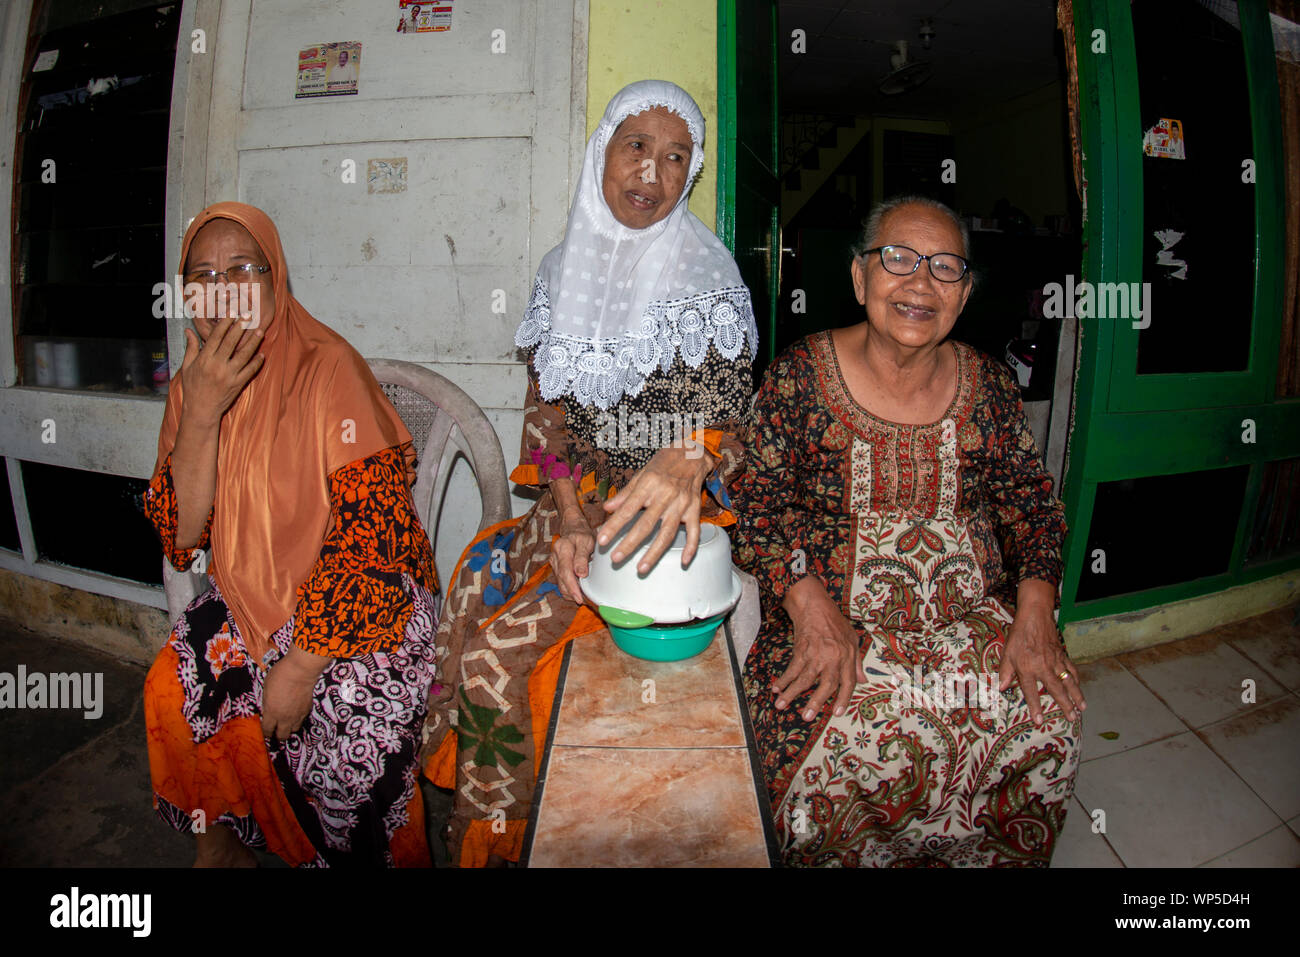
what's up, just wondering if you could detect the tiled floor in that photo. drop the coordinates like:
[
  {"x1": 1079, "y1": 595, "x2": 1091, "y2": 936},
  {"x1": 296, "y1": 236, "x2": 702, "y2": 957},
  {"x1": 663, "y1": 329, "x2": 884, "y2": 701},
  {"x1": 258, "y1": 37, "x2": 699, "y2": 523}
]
[
  {"x1": 1052, "y1": 604, "x2": 1300, "y2": 868},
  {"x1": 1, "y1": 604, "x2": 1295, "y2": 867}
]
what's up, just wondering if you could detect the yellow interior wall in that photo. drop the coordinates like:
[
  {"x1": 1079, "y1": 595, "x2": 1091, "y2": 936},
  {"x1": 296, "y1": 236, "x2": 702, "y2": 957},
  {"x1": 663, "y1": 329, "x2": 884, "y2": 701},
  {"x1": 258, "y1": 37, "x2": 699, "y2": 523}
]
[{"x1": 586, "y1": 0, "x2": 718, "y2": 230}]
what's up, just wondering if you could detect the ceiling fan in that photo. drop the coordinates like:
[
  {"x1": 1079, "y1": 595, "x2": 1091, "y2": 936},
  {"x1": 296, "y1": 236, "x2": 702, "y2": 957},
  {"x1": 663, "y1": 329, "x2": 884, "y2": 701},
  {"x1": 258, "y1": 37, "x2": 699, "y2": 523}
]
[{"x1": 879, "y1": 40, "x2": 933, "y2": 95}]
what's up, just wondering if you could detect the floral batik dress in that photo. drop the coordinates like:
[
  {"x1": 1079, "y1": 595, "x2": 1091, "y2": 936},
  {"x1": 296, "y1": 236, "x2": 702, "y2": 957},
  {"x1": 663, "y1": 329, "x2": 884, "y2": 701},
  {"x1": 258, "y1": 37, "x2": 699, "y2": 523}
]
[
  {"x1": 143, "y1": 443, "x2": 441, "y2": 867},
  {"x1": 421, "y1": 310, "x2": 752, "y2": 867},
  {"x1": 730, "y1": 331, "x2": 1081, "y2": 867}
]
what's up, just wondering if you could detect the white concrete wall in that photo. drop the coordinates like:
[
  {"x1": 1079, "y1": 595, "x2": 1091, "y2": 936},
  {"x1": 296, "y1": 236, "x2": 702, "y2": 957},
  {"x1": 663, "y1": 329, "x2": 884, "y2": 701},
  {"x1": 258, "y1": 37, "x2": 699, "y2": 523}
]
[
  {"x1": 197, "y1": 0, "x2": 587, "y2": 582},
  {"x1": 0, "y1": 0, "x2": 589, "y2": 601}
]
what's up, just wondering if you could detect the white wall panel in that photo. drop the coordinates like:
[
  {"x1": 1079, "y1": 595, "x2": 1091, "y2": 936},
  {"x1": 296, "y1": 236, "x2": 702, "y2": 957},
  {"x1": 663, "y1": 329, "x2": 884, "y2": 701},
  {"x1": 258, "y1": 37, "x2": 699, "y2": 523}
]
[
  {"x1": 237, "y1": 140, "x2": 529, "y2": 266},
  {"x1": 0, "y1": 0, "x2": 586, "y2": 608},
  {"x1": 190, "y1": 0, "x2": 584, "y2": 582},
  {"x1": 242, "y1": 0, "x2": 534, "y2": 109}
]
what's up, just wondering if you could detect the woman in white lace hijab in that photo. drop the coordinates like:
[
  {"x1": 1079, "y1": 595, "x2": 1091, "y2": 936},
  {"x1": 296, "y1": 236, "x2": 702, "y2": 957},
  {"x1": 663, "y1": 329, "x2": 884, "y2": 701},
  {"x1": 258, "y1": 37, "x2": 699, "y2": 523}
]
[
  {"x1": 423, "y1": 80, "x2": 756, "y2": 867},
  {"x1": 517, "y1": 80, "x2": 754, "y2": 413}
]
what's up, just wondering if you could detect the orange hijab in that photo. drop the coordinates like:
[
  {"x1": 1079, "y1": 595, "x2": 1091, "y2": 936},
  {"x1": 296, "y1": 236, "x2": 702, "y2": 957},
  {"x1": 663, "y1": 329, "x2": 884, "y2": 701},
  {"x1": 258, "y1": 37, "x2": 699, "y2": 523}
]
[{"x1": 154, "y1": 202, "x2": 412, "y2": 662}]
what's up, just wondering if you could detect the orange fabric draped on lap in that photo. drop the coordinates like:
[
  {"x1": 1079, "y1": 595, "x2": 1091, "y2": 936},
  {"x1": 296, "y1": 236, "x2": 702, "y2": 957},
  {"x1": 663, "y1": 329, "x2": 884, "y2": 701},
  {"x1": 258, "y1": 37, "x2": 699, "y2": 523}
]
[
  {"x1": 423, "y1": 602, "x2": 606, "y2": 868},
  {"x1": 154, "y1": 202, "x2": 413, "y2": 662},
  {"x1": 146, "y1": 645, "x2": 431, "y2": 867}
]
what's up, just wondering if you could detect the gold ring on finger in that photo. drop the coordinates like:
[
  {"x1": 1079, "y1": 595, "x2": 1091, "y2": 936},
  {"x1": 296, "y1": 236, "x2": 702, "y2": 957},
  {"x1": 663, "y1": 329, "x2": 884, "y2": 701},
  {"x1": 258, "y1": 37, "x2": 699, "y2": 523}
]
[{"x1": 1058, "y1": 670, "x2": 1071, "y2": 681}]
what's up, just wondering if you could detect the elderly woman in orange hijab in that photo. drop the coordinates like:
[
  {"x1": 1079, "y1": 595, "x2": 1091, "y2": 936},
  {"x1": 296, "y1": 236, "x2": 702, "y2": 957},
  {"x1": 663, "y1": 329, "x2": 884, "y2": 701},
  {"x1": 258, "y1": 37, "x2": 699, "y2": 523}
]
[{"x1": 142, "y1": 202, "x2": 440, "y2": 867}]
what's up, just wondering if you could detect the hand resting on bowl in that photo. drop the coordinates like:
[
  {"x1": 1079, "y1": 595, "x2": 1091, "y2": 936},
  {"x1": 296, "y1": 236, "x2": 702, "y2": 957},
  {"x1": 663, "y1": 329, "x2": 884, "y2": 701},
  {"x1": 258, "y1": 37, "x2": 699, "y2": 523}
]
[{"x1": 597, "y1": 438, "x2": 718, "y2": 575}]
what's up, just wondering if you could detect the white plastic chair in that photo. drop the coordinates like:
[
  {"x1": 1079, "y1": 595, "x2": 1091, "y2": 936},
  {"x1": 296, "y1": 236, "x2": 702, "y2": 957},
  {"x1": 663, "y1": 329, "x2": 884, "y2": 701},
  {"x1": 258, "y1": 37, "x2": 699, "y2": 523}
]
[{"x1": 162, "y1": 359, "x2": 510, "y2": 625}]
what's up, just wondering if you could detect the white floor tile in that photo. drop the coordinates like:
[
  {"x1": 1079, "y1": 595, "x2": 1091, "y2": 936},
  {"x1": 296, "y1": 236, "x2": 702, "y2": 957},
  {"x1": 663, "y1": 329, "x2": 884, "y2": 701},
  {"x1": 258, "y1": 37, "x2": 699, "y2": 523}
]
[
  {"x1": 1197, "y1": 695, "x2": 1300, "y2": 821},
  {"x1": 1120, "y1": 638, "x2": 1287, "y2": 729},
  {"x1": 1200, "y1": 825, "x2": 1300, "y2": 867},
  {"x1": 1071, "y1": 732, "x2": 1280, "y2": 867},
  {"x1": 1228, "y1": 625, "x2": 1300, "y2": 693},
  {"x1": 1051, "y1": 797, "x2": 1123, "y2": 868},
  {"x1": 1075, "y1": 658, "x2": 1186, "y2": 762}
]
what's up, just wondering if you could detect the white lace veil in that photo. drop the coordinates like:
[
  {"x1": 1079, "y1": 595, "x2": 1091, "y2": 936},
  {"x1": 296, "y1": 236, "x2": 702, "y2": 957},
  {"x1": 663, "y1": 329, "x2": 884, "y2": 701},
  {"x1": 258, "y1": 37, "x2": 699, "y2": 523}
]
[{"x1": 514, "y1": 79, "x2": 758, "y2": 410}]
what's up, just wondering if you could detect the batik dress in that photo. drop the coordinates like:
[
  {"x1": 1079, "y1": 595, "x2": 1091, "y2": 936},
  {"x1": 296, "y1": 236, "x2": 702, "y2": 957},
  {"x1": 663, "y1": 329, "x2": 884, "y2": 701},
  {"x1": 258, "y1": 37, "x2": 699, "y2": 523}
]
[
  {"x1": 422, "y1": 325, "x2": 752, "y2": 868},
  {"x1": 730, "y1": 331, "x2": 1081, "y2": 867},
  {"x1": 143, "y1": 442, "x2": 441, "y2": 867}
]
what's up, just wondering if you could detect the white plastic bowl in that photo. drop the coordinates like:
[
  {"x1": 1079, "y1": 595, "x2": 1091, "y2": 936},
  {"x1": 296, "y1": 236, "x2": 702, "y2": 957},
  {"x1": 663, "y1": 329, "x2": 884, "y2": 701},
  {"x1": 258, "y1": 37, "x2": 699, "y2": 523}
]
[{"x1": 579, "y1": 516, "x2": 742, "y2": 624}]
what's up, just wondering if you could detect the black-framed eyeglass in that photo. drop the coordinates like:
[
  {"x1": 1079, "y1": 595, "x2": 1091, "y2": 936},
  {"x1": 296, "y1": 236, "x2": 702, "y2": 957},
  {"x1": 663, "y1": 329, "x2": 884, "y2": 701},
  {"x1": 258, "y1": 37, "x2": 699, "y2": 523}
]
[
  {"x1": 183, "y1": 264, "x2": 271, "y2": 285},
  {"x1": 862, "y1": 245, "x2": 970, "y2": 283}
]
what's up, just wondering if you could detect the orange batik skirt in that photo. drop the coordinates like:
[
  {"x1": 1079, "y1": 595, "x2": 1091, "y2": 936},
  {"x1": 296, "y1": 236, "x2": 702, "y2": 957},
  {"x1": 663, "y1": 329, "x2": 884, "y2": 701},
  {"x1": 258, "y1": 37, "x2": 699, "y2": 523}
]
[{"x1": 145, "y1": 576, "x2": 439, "y2": 867}]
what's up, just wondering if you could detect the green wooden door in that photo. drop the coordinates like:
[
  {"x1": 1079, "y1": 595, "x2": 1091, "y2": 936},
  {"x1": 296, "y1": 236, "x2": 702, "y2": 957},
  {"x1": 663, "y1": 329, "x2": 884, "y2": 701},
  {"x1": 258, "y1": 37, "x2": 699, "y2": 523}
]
[
  {"x1": 1059, "y1": 0, "x2": 1298, "y2": 624},
  {"x1": 717, "y1": 0, "x2": 779, "y2": 368}
]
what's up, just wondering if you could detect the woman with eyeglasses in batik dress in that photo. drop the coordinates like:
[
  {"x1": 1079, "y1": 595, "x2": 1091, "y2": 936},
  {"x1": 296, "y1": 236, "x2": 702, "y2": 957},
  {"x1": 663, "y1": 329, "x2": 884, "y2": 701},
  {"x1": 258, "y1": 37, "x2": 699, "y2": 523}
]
[{"x1": 730, "y1": 196, "x2": 1085, "y2": 867}]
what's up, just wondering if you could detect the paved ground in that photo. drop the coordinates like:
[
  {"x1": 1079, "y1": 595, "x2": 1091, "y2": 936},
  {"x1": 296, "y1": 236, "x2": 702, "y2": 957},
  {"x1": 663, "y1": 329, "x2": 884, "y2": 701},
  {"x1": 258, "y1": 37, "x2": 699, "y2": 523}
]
[
  {"x1": 0, "y1": 623, "x2": 452, "y2": 867},
  {"x1": 0, "y1": 604, "x2": 1295, "y2": 867}
]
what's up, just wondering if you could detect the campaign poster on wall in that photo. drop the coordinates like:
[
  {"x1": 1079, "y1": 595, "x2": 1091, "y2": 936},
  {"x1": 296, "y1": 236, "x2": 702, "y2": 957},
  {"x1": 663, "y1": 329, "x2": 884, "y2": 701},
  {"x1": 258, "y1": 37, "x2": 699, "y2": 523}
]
[
  {"x1": 296, "y1": 41, "x2": 362, "y2": 98},
  {"x1": 397, "y1": 1, "x2": 453, "y2": 33}
]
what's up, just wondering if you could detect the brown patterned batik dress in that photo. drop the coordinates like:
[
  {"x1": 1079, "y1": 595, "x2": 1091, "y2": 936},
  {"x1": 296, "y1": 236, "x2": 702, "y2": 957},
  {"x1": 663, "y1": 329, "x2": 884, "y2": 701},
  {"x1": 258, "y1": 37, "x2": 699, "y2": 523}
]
[
  {"x1": 421, "y1": 339, "x2": 752, "y2": 868},
  {"x1": 729, "y1": 331, "x2": 1081, "y2": 867}
]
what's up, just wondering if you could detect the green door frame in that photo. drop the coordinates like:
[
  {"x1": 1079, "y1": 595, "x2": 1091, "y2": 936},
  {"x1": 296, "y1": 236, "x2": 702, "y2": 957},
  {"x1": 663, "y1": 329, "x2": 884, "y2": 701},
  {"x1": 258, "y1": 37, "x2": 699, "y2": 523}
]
[
  {"x1": 1059, "y1": 0, "x2": 1300, "y2": 624},
  {"x1": 716, "y1": 0, "x2": 739, "y2": 252},
  {"x1": 715, "y1": 0, "x2": 1298, "y2": 624},
  {"x1": 1106, "y1": 0, "x2": 1286, "y2": 412},
  {"x1": 716, "y1": 0, "x2": 779, "y2": 363}
]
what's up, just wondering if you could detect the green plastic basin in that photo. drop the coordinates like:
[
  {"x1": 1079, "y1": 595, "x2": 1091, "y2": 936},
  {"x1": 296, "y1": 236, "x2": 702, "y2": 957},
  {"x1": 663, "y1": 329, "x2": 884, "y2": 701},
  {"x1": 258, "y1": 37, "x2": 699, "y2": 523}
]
[{"x1": 604, "y1": 612, "x2": 727, "y2": 662}]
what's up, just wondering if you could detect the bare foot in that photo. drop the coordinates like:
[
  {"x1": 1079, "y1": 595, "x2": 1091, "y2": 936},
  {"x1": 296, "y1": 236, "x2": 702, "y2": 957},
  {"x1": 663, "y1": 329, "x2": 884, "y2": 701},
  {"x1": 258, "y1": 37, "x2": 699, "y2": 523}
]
[{"x1": 193, "y1": 824, "x2": 258, "y2": 867}]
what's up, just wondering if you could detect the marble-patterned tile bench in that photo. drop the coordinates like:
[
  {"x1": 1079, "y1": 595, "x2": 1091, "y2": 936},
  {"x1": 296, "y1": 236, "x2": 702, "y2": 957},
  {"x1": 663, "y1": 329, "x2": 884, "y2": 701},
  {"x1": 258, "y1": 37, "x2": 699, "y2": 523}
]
[{"x1": 521, "y1": 620, "x2": 778, "y2": 867}]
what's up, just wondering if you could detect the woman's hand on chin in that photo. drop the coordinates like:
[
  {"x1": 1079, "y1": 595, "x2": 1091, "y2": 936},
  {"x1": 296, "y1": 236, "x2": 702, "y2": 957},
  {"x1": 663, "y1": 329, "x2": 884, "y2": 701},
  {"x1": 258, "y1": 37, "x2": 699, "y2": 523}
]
[
  {"x1": 599, "y1": 441, "x2": 715, "y2": 574},
  {"x1": 777, "y1": 577, "x2": 868, "y2": 721},
  {"x1": 180, "y1": 313, "x2": 265, "y2": 428},
  {"x1": 261, "y1": 645, "x2": 330, "y2": 741}
]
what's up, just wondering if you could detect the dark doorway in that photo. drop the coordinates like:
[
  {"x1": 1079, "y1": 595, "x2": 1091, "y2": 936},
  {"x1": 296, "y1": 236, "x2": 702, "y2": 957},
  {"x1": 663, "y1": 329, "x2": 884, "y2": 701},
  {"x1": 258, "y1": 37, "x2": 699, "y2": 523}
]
[{"x1": 775, "y1": 0, "x2": 1081, "y2": 414}]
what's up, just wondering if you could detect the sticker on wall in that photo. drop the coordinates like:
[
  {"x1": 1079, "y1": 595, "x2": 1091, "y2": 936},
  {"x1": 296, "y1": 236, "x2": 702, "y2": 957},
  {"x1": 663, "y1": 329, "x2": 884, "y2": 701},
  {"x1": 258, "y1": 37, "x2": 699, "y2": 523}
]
[
  {"x1": 368, "y1": 157, "x2": 408, "y2": 194},
  {"x1": 1154, "y1": 228, "x2": 1187, "y2": 280},
  {"x1": 1142, "y1": 117, "x2": 1185, "y2": 159},
  {"x1": 397, "y1": 1, "x2": 453, "y2": 33},
  {"x1": 33, "y1": 50, "x2": 59, "y2": 72},
  {"x1": 296, "y1": 41, "x2": 362, "y2": 98}
]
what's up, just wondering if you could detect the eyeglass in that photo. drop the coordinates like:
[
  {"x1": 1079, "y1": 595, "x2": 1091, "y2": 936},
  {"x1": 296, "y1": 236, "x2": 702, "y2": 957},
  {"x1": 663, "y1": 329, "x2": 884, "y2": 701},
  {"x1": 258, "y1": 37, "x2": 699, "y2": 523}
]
[
  {"x1": 183, "y1": 263, "x2": 271, "y2": 285},
  {"x1": 863, "y1": 245, "x2": 970, "y2": 283}
]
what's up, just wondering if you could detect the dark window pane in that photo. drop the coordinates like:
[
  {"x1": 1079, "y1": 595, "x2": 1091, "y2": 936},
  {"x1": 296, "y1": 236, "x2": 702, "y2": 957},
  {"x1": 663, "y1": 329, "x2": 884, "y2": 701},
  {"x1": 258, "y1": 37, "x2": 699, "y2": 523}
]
[
  {"x1": 12, "y1": 3, "x2": 179, "y2": 389},
  {"x1": 32, "y1": 0, "x2": 184, "y2": 39},
  {"x1": 1076, "y1": 465, "x2": 1248, "y2": 602},
  {"x1": 0, "y1": 464, "x2": 20, "y2": 553},
  {"x1": 20, "y1": 461, "x2": 162, "y2": 586},
  {"x1": 19, "y1": 336, "x2": 164, "y2": 394},
  {"x1": 1132, "y1": 0, "x2": 1255, "y2": 374}
]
